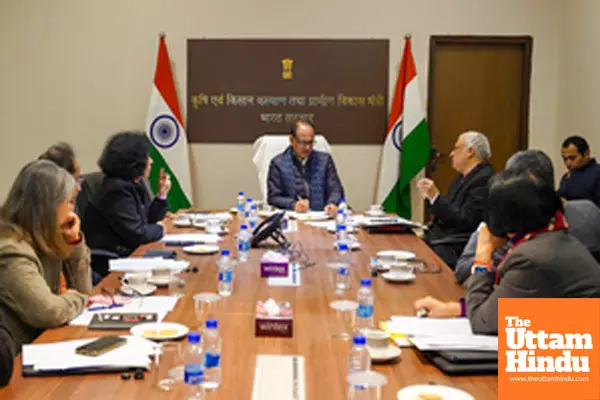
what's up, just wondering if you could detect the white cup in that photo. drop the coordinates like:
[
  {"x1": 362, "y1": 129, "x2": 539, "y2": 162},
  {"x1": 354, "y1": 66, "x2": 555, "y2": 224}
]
[
  {"x1": 362, "y1": 328, "x2": 390, "y2": 349},
  {"x1": 389, "y1": 262, "x2": 414, "y2": 277},
  {"x1": 369, "y1": 204, "x2": 384, "y2": 214},
  {"x1": 205, "y1": 219, "x2": 221, "y2": 234}
]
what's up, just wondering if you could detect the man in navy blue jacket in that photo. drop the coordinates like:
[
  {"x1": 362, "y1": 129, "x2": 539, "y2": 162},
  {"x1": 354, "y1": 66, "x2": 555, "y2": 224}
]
[
  {"x1": 267, "y1": 119, "x2": 345, "y2": 215},
  {"x1": 559, "y1": 135, "x2": 600, "y2": 207}
]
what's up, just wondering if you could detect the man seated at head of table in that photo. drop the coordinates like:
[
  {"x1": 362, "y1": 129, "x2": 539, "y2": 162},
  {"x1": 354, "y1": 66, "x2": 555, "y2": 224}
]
[
  {"x1": 414, "y1": 169, "x2": 600, "y2": 335},
  {"x1": 267, "y1": 118, "x2": 345, "y2": 216},
  {"x1": 83, "y1": 132, "x2": 172, "y2": 277},
  {"x1": 455, "y1": 149, "x2": 600, "y2": 283},
  {"x1": 558, "y1": 135, "x2": 600, "y2": 207},
  {"x1": 417, "y1": 130, "x2": 495, "y2": 269},
  {"x1": 0, "y1": 161, "x2": 92, "y2": 349}
]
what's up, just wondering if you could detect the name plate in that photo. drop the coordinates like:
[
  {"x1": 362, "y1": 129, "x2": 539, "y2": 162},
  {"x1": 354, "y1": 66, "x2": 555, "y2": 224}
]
[
  {"x1": 255, "y1": 317, "x2": 293, "y2": 338},
  {"x1": 260, "y1": 262, "x2": 289, "y2": 278}
]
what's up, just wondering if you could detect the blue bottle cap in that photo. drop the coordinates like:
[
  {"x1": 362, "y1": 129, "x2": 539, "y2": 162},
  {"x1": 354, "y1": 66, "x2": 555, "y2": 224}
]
[
  {"x1": 353, "y1": 335, "x2": 366, "y2": 346},
  {"x1": 337, "y1": 224, "x2": 346, "y2": 231},
  {"x1": 238, "y1": 191, "x2": 244, "y2": 195},
  {"x1": 247, "y1": 197, "x2": 253, "y2": 202},
  {"x1": 188, "y1": 332, "x2": 201, "y2": 343},
  {"x1": 206, "y1": 319, "x2": 218, "y2": 329},
  {"x1": 337, "y1": 209, "x2": 344, "y2": 214},
  {"x1": 221, "y1": 249, "x2": 230, "y2": 256},
  {"x1": 240, "y1": 224, "x2": 248, "y2": 230},
  {"x1": 360, "y1": 278, "x2": 372, "y2": 287},
  {"x1": 338, "y1": 243, "x2": 349, "y2": 251},
  {"x1": 251, "y1": 204, "x2": 257, "y2": 210}
]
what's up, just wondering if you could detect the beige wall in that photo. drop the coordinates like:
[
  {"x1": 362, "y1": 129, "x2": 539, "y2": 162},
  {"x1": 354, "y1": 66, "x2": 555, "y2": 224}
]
[
  {"x1": 0, "y1": 0, "x2": 564, "y2": 216},
  {"x1": 559, "y1": 0, "x2": 600, "y2": 178}
]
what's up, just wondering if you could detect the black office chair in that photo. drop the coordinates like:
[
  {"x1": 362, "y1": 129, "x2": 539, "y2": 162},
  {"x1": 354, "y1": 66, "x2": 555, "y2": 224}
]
[{"x1": 77, "y1": 172, "x2": 119, "y2": 285}]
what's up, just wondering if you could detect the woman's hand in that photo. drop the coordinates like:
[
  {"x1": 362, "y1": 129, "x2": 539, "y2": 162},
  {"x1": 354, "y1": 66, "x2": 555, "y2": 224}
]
[
  {"x1": 60, "y1": 212, "x2": 81, "y2": 244},
  {"x1": 413, "y1": 296, "x2": 462, "y2": 318}
]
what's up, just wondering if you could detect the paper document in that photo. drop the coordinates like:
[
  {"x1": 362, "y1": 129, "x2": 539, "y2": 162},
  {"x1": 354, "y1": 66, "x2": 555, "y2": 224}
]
[
  {"x1": 353, "y1": 215, "x2": 427, "y2": 230},
  {"x1": 161, "y1": 233, "x2": 222, "y2": 245},
  {"x1": 410, "y1": 335, "x2": 498, "y2": 351},
  {"x1": 252, "y1": 355, "x2": 306, "y2": 400},
  {"x1": 70, "y1": 295, "x2": 180, "y2": 326},
  {"x1": 22, "y1": 336, "x2": 157, "y2": 371},
  {"x1": 268, "y1": 264, "x2": 301, "y2": 287},
  {"x1": 289, "y1": 211, "x2": 330, "y2": 221},
  {"x1": 108, "y1": 258, "x2": 189, "y2": 273}
]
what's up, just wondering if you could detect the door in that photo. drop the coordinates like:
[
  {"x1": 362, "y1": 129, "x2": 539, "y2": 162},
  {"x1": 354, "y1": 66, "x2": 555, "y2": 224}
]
[{"x1": 427, "y1": 36, "x2": 532, "y2": 200}]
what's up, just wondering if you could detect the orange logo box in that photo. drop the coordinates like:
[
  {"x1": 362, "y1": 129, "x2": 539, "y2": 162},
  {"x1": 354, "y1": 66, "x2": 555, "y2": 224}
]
[{"x1": 499, "y1": 298, "x2": 600, "y2": 400}]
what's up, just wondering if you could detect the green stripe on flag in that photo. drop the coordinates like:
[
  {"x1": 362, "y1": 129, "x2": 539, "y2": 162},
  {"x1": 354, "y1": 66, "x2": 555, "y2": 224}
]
[
  {"x1": 149, "y1": 144, "x2": 191, "y2": 212},
  {"x1": 383, "y1": 120, "x2": 431, "y2": 219}
]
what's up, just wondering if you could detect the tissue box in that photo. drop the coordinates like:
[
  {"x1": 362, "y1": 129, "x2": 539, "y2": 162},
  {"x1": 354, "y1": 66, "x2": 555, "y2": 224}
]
[
  {"x1": 260, "y1": 252, "x2": 289, "y2": 278},
  {"x1": 255, "y1": 301, "x2": 294, "y2": 338}
]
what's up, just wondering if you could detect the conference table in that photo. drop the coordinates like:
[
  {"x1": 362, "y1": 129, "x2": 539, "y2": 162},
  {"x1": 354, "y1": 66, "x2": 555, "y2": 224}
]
[{"x1": 0, "y1": 212, "x2": 498, "y2": 399}]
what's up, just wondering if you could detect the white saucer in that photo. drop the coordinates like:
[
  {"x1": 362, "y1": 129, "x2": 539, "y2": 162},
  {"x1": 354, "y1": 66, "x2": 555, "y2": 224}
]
[
  {"x1": 183, "y1": 244, "x2": 220, "y2": 255},
  {"x1": 377, "y1": 250, "x2": 416, "y2": 260},
  {"x1": 382, "y1": 272, "x2": 416, "y2": 283},
  {"x1": 229, "y1": 207, "x2": 238, "y2": 214},
  {"x1": 258, "y1": 210, "x2": 278, "y2": 218},
  {"x1": 192, "y1": 221, "x2": 207, "y2": 229},
  {"x1": 397, "y1": 385, "x2": 474, "y2": 400},
  {"x1": 147, "y1": 275, "x2": 171, "y2": 286},
  {"x1": 365, "y1": 210, "x2": 385, "y2": 217},
  {"x1": 367, "y1": 345, "x2": 402, "y2": 362},
  {"x1": 120, "y1": 283, "x2": 157, "y2": 296},
  {"x1": 131, "y1": 322, "x2": 189, "y2": 341},
  {"x1": 174, "y1": 219, "x2": 192, "y2": 227}
]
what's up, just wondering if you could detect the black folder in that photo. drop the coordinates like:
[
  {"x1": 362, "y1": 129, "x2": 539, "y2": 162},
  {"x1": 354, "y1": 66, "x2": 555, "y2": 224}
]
[{"x1": 422, "y1": 350, "x2": 498, "y2": 375}]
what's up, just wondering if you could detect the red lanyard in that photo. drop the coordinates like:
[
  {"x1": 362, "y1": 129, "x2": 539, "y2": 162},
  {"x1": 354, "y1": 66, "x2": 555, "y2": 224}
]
[{"x1": 494, "y1": 210, "x2": 568, "y2": 285}]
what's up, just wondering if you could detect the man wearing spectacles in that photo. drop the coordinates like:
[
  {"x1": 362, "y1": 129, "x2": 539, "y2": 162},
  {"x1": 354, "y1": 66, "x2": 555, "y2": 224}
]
[
  {"x1": 267, "y1": 118, "x2": 345, "y2": 215},
  {"x1": 558, "y1": 135, "x2": 600, "y2": 207}
]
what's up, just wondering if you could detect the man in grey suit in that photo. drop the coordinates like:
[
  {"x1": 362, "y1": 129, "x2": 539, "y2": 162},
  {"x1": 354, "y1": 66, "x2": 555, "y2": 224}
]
[{"x1": 454, "y1": 150, "x2": 600, "y2": 284}]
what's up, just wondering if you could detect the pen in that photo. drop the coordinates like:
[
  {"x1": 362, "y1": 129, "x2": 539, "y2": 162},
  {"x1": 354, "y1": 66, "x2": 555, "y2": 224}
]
[
  {"x1": 88, "y1": 304, "x2": 124, "y2": 312},
  {"x1": 416, "y1": 308, "x2": 429, "y2": 318}
]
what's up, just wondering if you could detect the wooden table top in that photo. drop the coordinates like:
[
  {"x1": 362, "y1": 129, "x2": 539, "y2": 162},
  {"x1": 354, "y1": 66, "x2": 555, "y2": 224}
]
[{"x1": 0, "y1": 215, "x2": 498, "y2": 400}]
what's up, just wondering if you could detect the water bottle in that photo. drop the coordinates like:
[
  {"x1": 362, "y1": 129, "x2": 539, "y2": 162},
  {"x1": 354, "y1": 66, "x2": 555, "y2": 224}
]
[
  {"x1": 348, "y1": 335, "x2": 371, "y2": 374},
  {"x1": 184, "y1": 332, "x2": 205, "y2": 399},
  {"x1": 203, "y1": 319, "x2": 222, "y2": 390},
  {"x1": 249, "y1": 204, "x2": 259, "y2": 229},
  {"x1": 335, "y1": 223, "x2": 347, "y2": 244},
  {"x1": 218, "y1": 250, "x2": 233, "y2": 296},
  {"x1": 246, "y1": 197, "x2": 254, "y2": 213},
  {"x1": 339, "y1": 198, "x2": 349, "y2": 218},
  {"x1": 356, "y1": 279, "x2": 374, "y2": 331},
  {"x1": 236, "y1": 192, "x2": 245, "y2": 213},
  {"x1": 336, "y1": 243, "x2": 351, "y2": 291},
  {"x1": 237, "y1": 225, "x2": 252, "y2": 263},
  {"x1": 335, "y1": 208, "x2": 346, "y2": 227}
]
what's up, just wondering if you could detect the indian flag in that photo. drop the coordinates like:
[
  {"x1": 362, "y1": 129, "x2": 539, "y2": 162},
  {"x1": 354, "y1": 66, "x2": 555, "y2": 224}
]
[
  {"x1": 146, "y1": 34, "x2": 192, "y2": 211},
  {"x1": 376, "y1": 36, "x2": 431, "y2": 219}
]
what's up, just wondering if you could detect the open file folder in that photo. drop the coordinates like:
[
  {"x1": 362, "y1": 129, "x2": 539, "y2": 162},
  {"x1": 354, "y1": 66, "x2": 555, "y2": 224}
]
[{"x1": 22, "y1": 336, "x2": 157, "y2": 377}]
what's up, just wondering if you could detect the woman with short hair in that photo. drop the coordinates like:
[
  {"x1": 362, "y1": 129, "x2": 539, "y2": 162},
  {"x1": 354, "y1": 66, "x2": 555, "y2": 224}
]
[
  {"x1": 0, "y1": 160, "x2": 91, "y2": 348},
  {"x1": 415, "y1": 169, "x2": 600, "y2": 335},
  {"x1": 83, "y1": 131, "x2": 171, "y2": 276}
]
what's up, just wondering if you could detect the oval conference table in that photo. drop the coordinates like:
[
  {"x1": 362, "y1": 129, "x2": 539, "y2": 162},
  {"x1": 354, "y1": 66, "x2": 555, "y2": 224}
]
[{"x1": 0, "y1": 213, "x2": 498, "y2": 399}]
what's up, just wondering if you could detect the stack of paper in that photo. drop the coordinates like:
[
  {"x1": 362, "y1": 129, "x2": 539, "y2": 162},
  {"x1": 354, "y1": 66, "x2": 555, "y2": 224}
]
[
  {"x1": 70, "y1": 295, "x2": 180, "y2": 326},
  {"x1": 352, "y1": 215, "x2": 427, "y2": 230},
  {"x1": 252, "y1": 355, "x2": 306, "y2": 400},
  {"x1": 161, "y1": 233, "x2": 222, "y2": 245},
  {"x1": 22, "y1": 336, "x2": 157, "y2": 372},
  {"x1": 267, "y1": 264, "x2": 301, "y2": 287},
  {"x1": 288, "y1": 211, "x2": 330, "y2": 221},
  {"x1": 108, "y1": 258, "x2": 189, "y2": 273},
  {"x1": 384, "y1": 316, "x2": 498, "y2": 351}
]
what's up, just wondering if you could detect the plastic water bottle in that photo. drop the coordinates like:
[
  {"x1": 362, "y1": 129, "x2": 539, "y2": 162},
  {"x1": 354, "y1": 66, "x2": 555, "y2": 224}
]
[
  {"x1": 349, "y1": 335, "x2": 371, "y2": 374},
  {"x1": 203, "y1": 319, "x2": 222, "y2": 390},
  {"x1": 184, "y1": 332, "x2": 205, "y2": 399},
  {"x1": 336, "y1": 243, "x2": 351, "y2": 291},
  {"x1": 335, "y1": 223, "x2": 347, "y2": 244},
  {"x1": 335, "y1": 208, "x2": 346, "y2": 228},
  {"x1": 249, "y1": 204, "x2": 259, "y2": 229},
  {"x1": 218, "y1": 250, "x2": 233, "y2": 296},
  {"x1": 339, "y1": 198, "x2": 349, "y2": 218},
  {"x1": 236, "y1": 192, "x2": 245, "y2": 213},
  {"x1": 237, "y1": 225, "x2": 252, "y2": 263},
  {"x1": 356, "y1": 279, "x2": 374, "y2": 331}
]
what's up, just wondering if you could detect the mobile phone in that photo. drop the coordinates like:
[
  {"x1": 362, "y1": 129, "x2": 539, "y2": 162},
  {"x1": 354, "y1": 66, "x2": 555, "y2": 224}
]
[{"x1": 75, "y1": 336, "x2": 127, "y2": 357}]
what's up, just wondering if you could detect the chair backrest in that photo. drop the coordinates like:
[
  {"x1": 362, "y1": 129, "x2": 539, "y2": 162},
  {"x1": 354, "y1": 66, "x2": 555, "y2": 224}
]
[
  {"x1": 252, "y1": 134, "x2": 332, "y2": 201},
  {"x1": 76, "y1": 172, "x2": 105, "y2": 226}
]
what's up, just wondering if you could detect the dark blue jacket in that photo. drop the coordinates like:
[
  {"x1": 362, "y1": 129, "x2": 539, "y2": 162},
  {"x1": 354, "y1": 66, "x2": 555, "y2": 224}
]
[
  {"x1": 267, "y1": 147, "x2": 345, "y2": 210},
  {"x1": 83, "y1": 176, "x2": 168, "y2": 257},
  {"x1": 559, "y1": 158, "x2": 600, "y2": 207}
]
